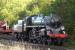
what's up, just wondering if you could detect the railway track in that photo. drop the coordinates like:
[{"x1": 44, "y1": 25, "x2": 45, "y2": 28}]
[{"x1": 0, "y1": 33, "x2": 74, "y2": 50}]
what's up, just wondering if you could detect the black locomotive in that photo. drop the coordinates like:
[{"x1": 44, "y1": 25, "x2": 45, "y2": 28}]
[{"x1": 15, "y1": 14, "x2": 68, "y2": 45}]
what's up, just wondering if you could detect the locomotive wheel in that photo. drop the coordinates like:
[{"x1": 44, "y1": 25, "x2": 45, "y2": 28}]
[
  {"x1": 15, "y1": 32, "x2": 21, "y2": 41},
  {"x1": 42, "y1": 37, "x2": 47, "y2": 45},
  {"x1": 28, "y1": 30, "x2": 37, "y2": 43},
  {"x1": 55, "y1": 38, "x2": 64, "y2": 45},
  {"x1": 29, "y1": 38, "x2": 36, "y2": 44},
  {"x1": 36, "y1": 37, "x2": 42, "y2": 44},
  {"x1": 38, "y1": 36, "x2": 48, "y2": 45},
  {"x1": 47, "y1": 38, "x2": 57, "y2": 45},
  {"x1": 28, "y1": 30, "x2": 33, "y2": 42},
  {"x1": 33, "y1": 39, "x2": 38, "y2": 44},
  {"x1": 15, "y1": 32, "x2": 24, "y2": 41}
]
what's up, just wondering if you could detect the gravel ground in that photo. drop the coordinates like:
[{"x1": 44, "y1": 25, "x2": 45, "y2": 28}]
[{"x1": 0, "y1": 33, "x2": 74, "y2": 50}]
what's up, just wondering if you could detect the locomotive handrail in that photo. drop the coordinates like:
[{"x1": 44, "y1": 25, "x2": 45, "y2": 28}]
[{"x1": 26, "y1": 26, "x2": 45, "y2": 28}]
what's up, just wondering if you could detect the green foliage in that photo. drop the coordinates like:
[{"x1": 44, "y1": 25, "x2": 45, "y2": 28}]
[
  {"x1": 0, "y1": 16, "x2": 5, "y2": 20},
  {"x1": 0, "y1": 0, "x2": 32, "y2": 26},
  {"x1": 37, "y1": 0, "x2": 55, "y2": 15}
]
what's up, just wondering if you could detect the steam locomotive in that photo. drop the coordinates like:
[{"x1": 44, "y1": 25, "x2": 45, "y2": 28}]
[{"x1": 13, "y1": 14, "x2": 68, "y2": 45}]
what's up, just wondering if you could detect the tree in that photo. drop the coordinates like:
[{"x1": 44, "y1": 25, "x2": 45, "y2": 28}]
[{"x1": 0, "y1": 0, "x2": 32, "y2": 27}]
